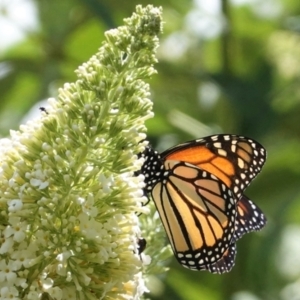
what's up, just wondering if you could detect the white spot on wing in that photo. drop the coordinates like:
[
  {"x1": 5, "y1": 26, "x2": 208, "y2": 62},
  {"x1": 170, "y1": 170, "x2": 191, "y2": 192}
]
[
  {"x1": 218, "y1": 149, "x2": 227, "y2": 156},
  {"x1": 238, "y1": 158, "x2": 244, "y2": 168}
]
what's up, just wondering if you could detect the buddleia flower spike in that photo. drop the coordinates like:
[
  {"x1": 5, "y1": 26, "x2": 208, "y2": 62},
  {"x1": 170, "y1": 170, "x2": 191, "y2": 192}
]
[{"x1": 0, "y1": 5, "x2": 167, "y2": 299}]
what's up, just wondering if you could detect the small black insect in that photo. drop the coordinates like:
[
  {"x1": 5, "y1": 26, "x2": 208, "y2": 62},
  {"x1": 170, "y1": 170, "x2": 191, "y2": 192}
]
[
  {"x1": 137, "y1": 237, "x2": 147, "y2": 255},
  {"x1": 39, "y1": 107, "x2": 48, "y2": 114}
]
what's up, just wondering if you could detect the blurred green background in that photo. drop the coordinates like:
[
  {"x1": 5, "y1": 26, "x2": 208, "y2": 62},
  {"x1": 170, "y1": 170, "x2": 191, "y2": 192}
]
[{"x1": 1, "y1": 0, "x2": 300, "y2": 299}]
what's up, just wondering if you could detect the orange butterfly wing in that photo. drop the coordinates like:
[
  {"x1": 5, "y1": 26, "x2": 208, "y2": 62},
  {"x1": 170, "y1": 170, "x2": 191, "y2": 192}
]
[
  {"x1": 161, "y1": 134, "x2": 267, "y2": 241},
  {"x1": 161, "y1": 134, "x2": 266, "y2": 198},
  {"x1": 151, "y1": 160, "x2": 237, "y2": 271}
]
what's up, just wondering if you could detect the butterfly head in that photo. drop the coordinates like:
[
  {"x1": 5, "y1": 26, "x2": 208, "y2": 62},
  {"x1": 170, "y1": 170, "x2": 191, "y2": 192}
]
[{"x1": 140, "y1": 146, "x2": 164, "y2": 192}]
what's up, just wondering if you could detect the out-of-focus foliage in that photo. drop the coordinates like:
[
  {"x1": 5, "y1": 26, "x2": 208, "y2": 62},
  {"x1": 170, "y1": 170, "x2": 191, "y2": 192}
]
[{"x1": 1, "y1": 0, "x2": 300, "y2": 299}]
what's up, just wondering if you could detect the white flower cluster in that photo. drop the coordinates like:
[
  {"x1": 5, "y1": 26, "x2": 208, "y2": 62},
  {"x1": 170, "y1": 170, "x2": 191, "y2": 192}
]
[{"x1": 0, "y1": 5, "x2": 162, "y2": 300}]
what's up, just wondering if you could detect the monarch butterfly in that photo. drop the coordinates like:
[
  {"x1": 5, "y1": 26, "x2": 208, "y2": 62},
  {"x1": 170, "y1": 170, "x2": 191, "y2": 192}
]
[{"x1": 141, "y1": 134, "x2": 266, "y2": 274}]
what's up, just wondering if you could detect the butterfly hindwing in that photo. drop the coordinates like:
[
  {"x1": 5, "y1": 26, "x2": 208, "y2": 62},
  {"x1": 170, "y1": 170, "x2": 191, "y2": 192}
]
[
  {"x1": 233, "y1": 195, "x2": 267, "y2": 242},
  {"x1": 198, "y1": 243, "x2": 236, "y2": 274}
]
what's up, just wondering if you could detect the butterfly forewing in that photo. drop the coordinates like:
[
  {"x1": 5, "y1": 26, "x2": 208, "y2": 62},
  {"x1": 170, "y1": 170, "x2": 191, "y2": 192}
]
[
  {"x1": 161, "y1": 134, "x2": 266, "y2": 199},
  {"x1": 151, "y1": 160, "x2": 237, "y2": 270}
]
